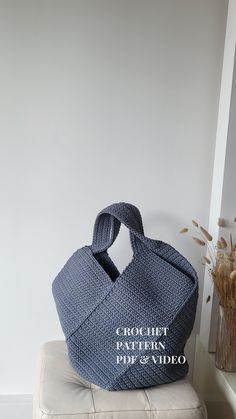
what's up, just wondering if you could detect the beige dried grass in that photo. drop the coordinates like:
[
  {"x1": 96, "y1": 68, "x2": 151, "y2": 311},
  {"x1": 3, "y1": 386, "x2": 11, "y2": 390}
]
[
  {"x1": 203, "y1": 256, "x2": 211, "y2": 264},
  {"x1": 179, "y1": 228, "x2": 188, "y2": 233},
  {"x1": 218, "y1": 218, "x2": 226, "y2": 227},
  {"x1": 212, "y1": 262, "x2": 236, "y2": 309},
  {"x1": 200, "y1": 226, "x2": 213, "y2": 241},
  {"x1": 221, "y1": 237, "x2": 228, "y2": 248},
  {"x1": 230, "y1": 270, "x2": 236, "y2": 280},
  {"x1": 211, "y1": 247, "x2": 236, "y2": 308},
  {"x1": 192, "y1": 237, "x2": 205, "y2": 246},
  {"x1": 180, "y1": 216, "x2": 236, "y2": 309}
]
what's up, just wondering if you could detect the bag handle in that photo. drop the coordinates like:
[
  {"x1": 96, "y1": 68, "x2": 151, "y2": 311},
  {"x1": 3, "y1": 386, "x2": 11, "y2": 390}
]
[
  {"x1": 91, "y1": 202, "x2": 146, "y2": 254},
  {"x1": 92, "y1": 202, "x2": 198, "y2": 284}
]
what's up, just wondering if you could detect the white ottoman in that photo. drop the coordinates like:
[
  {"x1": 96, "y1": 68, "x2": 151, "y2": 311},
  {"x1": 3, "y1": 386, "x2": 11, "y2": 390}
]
[{"x1": 33, "y1": 341, "x2": 207, "y2": 419}]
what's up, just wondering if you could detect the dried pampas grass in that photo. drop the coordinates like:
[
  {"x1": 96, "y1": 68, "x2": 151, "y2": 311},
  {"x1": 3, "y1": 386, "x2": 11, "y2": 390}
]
[
  {"x1": 221, "y1": 237, "x2": 227, "y2": 248},
  {"x1": 218, "y1": 218, "x2": 226, "y2": 227},
  {"x1": 180, "y1": 215, "x2": 236, "y2": 309},
  {"x1": 192, "y1": 237, "x2": 205, "y2": 246},
  {"x1": 203, "y1": 256, "x2": 211, "y2": 264},
  {"x1": 179, "y1": 228, "x2": 188, "y2": 233},
  {"x1": 212, "y1": 261, "x2": 236, "y2": 309},
  {"x1": 200, "y1": 226, "x2": 213, "y2": 241}
]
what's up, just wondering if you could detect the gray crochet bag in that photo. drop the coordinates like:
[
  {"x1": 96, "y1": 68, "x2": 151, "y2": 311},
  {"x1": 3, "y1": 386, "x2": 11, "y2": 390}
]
[{"x1": 52, "y1": 202, "x2": 198, "y2": 390}]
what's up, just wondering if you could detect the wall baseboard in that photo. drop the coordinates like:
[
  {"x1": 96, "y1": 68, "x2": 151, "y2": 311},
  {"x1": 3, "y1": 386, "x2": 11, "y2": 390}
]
[{"x1": 0, "y1": 394, "x2": 32, "y2": 419}]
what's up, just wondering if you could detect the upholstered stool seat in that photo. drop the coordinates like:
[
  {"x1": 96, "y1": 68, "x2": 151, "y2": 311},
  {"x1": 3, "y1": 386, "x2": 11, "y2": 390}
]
[{"x1": 33, "y1": 341, "x2": 207, "y2": 419}]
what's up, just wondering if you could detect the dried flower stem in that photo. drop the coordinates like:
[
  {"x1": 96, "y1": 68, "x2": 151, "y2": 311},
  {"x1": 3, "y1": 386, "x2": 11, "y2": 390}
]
[{"x1": 187, "y1": 228, "x2": 215, "y2": 266}]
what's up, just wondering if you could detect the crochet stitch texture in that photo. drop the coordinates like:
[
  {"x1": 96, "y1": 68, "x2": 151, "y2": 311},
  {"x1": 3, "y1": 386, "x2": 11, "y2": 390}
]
[{"x1": 52, "y1": 202, "x2": 198, "y2": 390}]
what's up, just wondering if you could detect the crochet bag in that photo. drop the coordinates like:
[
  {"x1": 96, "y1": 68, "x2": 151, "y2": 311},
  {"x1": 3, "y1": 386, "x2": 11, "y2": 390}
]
[{"x1": 52, "y1": 202, "x2": 198, "y2": 391}]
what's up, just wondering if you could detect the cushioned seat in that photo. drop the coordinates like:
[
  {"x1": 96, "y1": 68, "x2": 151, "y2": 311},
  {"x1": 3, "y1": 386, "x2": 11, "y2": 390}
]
[{"x1": 33, "y1": 341, "x2": 207, "y2": 419}]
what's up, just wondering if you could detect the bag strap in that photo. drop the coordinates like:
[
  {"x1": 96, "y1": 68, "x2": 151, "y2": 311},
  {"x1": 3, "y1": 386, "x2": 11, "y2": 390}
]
[
  {"x1": 91, "y1": 202, "x2": 197, "y2": 283},
  {"x1": 91, "y1": 202, "x2": 146, "y2": 254}
]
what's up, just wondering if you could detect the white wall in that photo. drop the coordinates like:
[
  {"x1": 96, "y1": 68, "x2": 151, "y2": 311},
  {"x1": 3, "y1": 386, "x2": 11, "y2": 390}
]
[
  {"x1": 0, "y1": 0, "x2": 227, "y2": 394},
  {"x1": 199, "y1": 0, "x2": 236, "y2": 351},
  {"x1": 221, "y1": 52, "x2": 236, "y2": 222}
]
